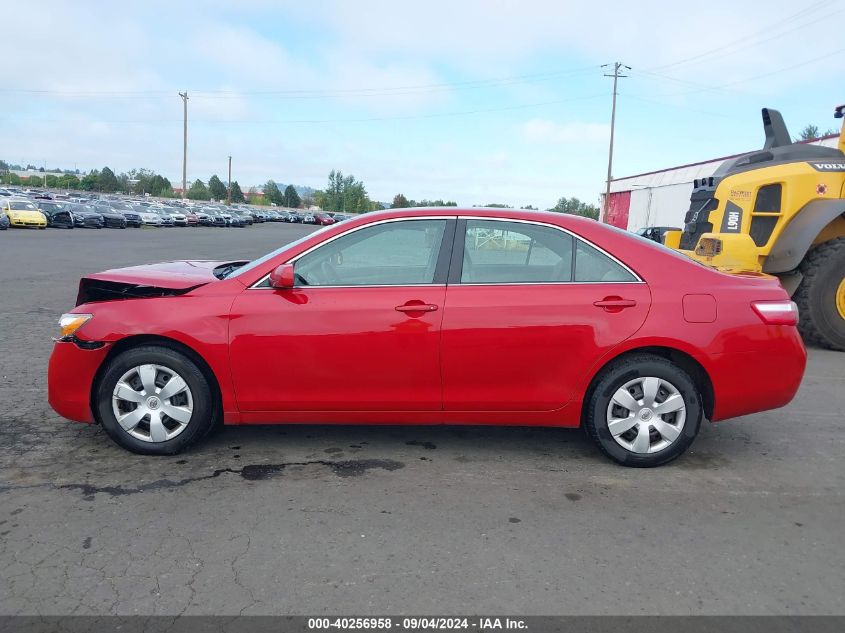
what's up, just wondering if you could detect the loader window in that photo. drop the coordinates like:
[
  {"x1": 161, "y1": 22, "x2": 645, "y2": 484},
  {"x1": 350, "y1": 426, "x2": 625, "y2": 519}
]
[{"x1": 753, "y1": 184, "x2": 782, "y2": 213}]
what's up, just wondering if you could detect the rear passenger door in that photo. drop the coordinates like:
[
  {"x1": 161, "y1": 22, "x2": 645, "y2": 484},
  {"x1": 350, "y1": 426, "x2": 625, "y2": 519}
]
[{"x1": 440, "y1": 218, "x2": 651, "y2": 411}]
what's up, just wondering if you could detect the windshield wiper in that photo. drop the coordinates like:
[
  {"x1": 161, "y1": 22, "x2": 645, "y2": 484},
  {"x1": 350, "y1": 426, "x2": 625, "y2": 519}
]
[{"x1": 216, "y1": 264, "x2": 243, "y2": 280}]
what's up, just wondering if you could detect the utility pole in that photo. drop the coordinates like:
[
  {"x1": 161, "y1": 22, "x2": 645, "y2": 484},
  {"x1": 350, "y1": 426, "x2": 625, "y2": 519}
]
[
  {"x1": 601, "y1": 62, "x2": 629, "y2": 223},
  {"x1": 227, "y1": 155, "x2": 232, "y2": 205},
  {"x1": 178, "y1": 91, "x2": 189, "y2": 199}
]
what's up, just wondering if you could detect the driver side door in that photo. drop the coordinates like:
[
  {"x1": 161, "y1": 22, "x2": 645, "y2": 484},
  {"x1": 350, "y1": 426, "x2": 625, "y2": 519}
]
[{"x1": 229, "y1": 218, "x2": 455, "y2": 412}]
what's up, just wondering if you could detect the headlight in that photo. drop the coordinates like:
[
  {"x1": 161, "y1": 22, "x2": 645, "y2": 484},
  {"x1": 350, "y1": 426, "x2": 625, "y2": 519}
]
[{"x1": 56, "y1": 313, "x2": 92, "y2": 341}]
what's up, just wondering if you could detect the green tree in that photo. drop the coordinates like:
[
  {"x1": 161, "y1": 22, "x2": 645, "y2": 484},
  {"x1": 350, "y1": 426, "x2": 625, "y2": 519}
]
[
  {"x1": 283, "y1": 184, "x2": 301, "y2": 208},
  {"x1": 128, "y1": 168, "x2": 168, "y2": 196},
  {"x1": 264, "y1": 180, "x2": 284, "y2": 205},
  {"x1": 149, "y1": 174, "x2": 173, "y2": 197},
  {"x1": 797, "y1": 124, "x2": 819, "y2": 141},
  {"x1": 316, "y1": 170, "x2": 374, "y2": 212},
  {"x1": 208, "y1": 174, "x2": 227, "y2": 201},
  {"x1": 549, "y1": 196, "x2": 600, "y2": 220},
  {"x1": 391, "y1": 194, "x2": 410, "y2": 208},
  {"x1": 230, "y1": 181, "x2": 245, "y2": 203},
  {"x1": 187, "y1": 179, "x2": 210, "y2": 200},
  {"x1": 248, "y1": 187, "x2": 268, "y2": 205},
  {"x1": 58, "y1": 174, "x2": 80, "y2": 189},
  {"x1": 79, "y1": 169, "x2": 100, "y2": 191},
  {"x1": 99, "y1": 166, "x2": 120, "y2": 193}
]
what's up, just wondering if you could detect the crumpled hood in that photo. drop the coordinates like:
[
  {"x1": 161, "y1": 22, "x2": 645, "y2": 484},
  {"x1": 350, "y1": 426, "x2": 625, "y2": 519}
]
[
  {"x1": 85, "y1": 260, "x2": 230, "y2": 288},
  {"x1": 76, "y1": 260, "x2": 244, "y2": 305}
]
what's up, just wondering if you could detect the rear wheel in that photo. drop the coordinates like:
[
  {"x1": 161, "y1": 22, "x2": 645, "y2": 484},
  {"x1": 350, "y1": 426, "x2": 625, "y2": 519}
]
[
  {"x1": 794, "y1": 238, "x2": 845, "y2": 351},
  {"x1": 96, "y1": 345, "x2": 217, "y2": 455},
  {"x1": 584, "y1": 355, "x2": 702, "y2": 467}
]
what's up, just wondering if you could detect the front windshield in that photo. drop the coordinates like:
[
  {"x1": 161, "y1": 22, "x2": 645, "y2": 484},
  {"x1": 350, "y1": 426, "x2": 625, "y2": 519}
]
[
  {"x1": 225, "y1": 225, "x2": 336, "y2": 279},
  {"x1": 10, "y1": 201, "x2": 37, "y2": 210}
]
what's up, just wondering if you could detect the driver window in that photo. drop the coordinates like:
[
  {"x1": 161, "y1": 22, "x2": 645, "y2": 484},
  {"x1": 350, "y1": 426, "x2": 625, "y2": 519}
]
[{"x1": 294, "y1": 219, "x2": 447, "y2": 286}]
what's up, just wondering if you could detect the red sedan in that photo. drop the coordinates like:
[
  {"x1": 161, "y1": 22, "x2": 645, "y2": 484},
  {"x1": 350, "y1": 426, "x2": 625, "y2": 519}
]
[
  {"x1": 314, "y1": 212, "x2": 336, "y2": 226},
  {"x1": 48, "y1": 208, "x2": 806, "y2": 466}
]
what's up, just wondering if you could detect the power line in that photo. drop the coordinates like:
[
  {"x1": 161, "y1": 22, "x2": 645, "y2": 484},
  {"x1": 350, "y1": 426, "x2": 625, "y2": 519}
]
[
  {"x1": 0, "y1": 66, "x2": 599, "y2": 99},
  {"x1": 647, "y1": 0, "x2": 834, "y2": 72},
  {"x1": 0, "y1": 93, "x2": 609, "y2": 126},
  {"x1": 620, "y1": 93, "x2": 743, "y2": 120},
  {"x1": 651, "y1": 4, "x2": 843, "y2": 77},
  {"x1": 637, "y1": 46, "x2": 845, "y2": 99}
]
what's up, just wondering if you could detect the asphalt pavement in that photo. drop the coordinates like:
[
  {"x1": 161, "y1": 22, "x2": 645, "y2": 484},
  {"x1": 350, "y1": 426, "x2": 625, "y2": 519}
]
[{"x1": 0, "y1": 224, "x2": 843, "y2": 615}]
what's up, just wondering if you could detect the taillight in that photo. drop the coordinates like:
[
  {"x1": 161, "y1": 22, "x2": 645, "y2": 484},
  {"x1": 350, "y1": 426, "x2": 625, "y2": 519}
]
[{"x1": 751, "y1": 300, "x2": 799, "y2": 326}]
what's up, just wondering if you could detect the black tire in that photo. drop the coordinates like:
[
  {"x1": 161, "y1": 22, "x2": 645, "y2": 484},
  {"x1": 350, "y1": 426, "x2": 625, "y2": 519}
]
[
  {"x1": 794, "y1": 238, "x2": 845, "y2": 351},
  {"x1": 96, "y1": 345, "x2": 218, "y2": 455},
  {"x1": 584, "y1": 354, "x2": 702, "y2": 467}
]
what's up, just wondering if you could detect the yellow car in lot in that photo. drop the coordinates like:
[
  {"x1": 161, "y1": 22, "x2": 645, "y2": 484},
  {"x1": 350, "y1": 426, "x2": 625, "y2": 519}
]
[{"x1": 1, "y1": 198, "x2": 48, "y2": 229}]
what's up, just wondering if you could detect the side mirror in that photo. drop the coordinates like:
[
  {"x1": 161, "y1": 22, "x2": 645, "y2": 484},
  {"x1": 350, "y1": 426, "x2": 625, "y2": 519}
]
[{"x1": 269, "y1": 263, "x2": 296, "y2": 289}]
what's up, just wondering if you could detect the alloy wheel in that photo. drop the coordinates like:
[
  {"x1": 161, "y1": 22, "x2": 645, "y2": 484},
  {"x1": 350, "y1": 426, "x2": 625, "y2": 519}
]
[
  {"x1": 606, "y1": 376, "x2": 686, "y2": 454},
  {"x1": 111, "y1": 364, "x2": 194, "y2": 443}
]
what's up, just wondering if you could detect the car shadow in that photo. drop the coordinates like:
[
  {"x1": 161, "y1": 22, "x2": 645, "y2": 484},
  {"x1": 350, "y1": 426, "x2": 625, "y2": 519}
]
[{"x1": 196, "y1": 422, "x2": 605, "y2": 464}]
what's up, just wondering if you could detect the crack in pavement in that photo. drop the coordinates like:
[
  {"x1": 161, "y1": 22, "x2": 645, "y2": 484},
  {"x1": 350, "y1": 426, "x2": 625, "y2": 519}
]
[{"x1": 0, "y1": 458, "x2": 405, "y2": 499}]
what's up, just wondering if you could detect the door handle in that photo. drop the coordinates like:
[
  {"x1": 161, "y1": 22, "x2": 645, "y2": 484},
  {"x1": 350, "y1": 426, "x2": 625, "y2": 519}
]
[
  {"x1": 593, "y1": 297, "x2": 637, "y2": 311},
  {"x1": 395, "y1": 302, "x2": 439, "y2": 313}
]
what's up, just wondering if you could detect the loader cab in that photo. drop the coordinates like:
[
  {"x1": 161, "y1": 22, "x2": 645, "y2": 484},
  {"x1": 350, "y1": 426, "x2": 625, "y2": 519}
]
[
  {"x1": 670, "y1": 105, "x2": 845, "y2": 351},
  {"x1": 677, "y1": 108, "x2": 844, "y2": 257}
]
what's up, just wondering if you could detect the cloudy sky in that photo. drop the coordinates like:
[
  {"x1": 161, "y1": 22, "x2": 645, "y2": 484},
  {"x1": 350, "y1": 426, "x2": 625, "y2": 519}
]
[{"x1": 1, "y1": 0, "x2": 842, "y2": 207}]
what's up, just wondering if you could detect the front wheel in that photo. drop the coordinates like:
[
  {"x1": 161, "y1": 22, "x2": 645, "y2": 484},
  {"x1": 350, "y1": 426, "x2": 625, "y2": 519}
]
[
  {"x1": 584, "y1": 354, "x2": 702, "y2": 467},
  {"x1": 794, "y1": 238, "x2": 845, "y2": 351},
  {"x1": 96, "y1": 345, "x2": 217, "y2": 455}
]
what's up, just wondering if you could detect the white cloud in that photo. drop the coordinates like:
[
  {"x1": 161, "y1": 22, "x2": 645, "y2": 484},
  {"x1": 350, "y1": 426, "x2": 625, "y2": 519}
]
[
  {"x1": 521, "y1": 119, "x2": 609, "y2": 144},
  {"x1": 0, "y1": 0, "x2": 840, "y2": 208}
]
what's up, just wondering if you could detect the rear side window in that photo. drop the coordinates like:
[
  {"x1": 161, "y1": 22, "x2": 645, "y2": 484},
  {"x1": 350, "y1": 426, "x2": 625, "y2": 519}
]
[
  {"x1": 461, "y1": 220, "x2": 573, "y2": 283},
  {"x1": 574, "y1": 240, "x2": 636, "y2": 282}
]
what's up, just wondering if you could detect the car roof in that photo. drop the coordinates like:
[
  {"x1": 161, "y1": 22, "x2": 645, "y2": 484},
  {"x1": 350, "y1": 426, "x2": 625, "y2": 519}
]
[{"x1": 347, "y1": 206, "x2": 599, "y2": 230}]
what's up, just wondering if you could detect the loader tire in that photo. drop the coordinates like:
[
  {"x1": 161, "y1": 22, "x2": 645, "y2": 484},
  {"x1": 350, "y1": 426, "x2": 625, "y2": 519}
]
[{"x1": 794, "y1": 237, "x2": 845, "y2": 351}]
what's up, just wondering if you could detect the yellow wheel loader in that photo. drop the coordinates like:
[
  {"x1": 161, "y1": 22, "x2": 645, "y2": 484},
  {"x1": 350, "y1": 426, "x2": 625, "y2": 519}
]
[{"x1": 665, "y1": 105, "x2": 845, "y2": 351}]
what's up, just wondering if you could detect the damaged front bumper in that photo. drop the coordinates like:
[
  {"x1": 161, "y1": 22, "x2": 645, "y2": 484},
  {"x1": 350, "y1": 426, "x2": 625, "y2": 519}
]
[{"x1": 48, "y1": 339, "x2": 111, "y2": 424}]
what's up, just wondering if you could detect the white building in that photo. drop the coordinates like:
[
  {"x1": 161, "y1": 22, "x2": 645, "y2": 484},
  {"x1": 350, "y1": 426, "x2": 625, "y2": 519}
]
[{"x1": 604, "y1": 134, "x2": 841, "y2": 232}]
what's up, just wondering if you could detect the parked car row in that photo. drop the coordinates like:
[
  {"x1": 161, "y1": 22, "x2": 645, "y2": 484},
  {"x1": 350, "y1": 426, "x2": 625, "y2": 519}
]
[{"x1": 0, "y1": 187, "x2": 352, "y2": 232}]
